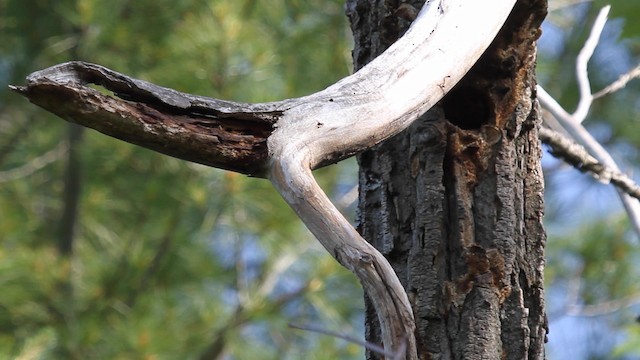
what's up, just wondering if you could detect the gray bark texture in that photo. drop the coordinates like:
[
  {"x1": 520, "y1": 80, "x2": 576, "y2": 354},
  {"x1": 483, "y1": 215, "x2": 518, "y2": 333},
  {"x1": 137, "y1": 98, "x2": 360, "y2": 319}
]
[{"x1": 346, "y1": 0, "x2": 549, "y2": 359}]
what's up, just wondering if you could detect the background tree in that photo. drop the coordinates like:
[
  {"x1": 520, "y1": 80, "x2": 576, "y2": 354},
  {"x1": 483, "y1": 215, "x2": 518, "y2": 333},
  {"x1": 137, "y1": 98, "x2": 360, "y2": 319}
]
[{"x1": 2, "y1": 0, "x2": 640, "y2": 359}]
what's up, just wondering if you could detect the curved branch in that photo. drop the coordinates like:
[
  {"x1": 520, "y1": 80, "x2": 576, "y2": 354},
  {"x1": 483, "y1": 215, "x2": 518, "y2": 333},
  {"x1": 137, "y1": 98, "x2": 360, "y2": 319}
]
[
  {"x1": 267, "y1": 2, "x2": 516, "y2": 357},
  {"x1": 11, "y1": 0, "x2": 517, "y2": 358},
  {"x1": 12, "y1": 0, "x2": 515, "y2": 177},
  {"x1": 269, "y1": 149, "x2": 417, "y2": 358},
  {"x1": 267, "y1": 0, "x2": 517, "y2": 169}
]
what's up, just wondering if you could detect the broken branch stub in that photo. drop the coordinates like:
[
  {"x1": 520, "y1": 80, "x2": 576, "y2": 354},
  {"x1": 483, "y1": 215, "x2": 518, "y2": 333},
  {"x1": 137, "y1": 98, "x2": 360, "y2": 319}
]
[
  {"x1": 12, "y1": 0, "x2": 517, "y2": 358},
  {"x1": 11, "y1": 62, "x2": 282, "y2": 177}
]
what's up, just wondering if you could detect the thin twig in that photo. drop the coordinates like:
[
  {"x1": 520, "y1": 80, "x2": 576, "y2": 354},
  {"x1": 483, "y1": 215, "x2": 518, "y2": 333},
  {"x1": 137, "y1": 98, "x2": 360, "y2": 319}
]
[
  {"x1": 549, "y1": 272, "x2": 640, "y2": 319},
  {"x1": 566, "y1": 292, "x2": 640, "y2": 317},
  {"x1": 335, "y1": 184, "x2": 358, "y2": 210},
  {"x1": 548, "y1": 0, "x2": 592, "y2": 12},
  {"x1": 0, "y1": 142, "x2": 67, "y2": 183},
  {"x1": 539, "y1": 127, "x2": 640, "y2": 200},
  {"x1": 563, "y1": 272, "x2": 640, "y2": 317},
  {"x1": 0, "y1": 117, "x2": 36, "y2": 166},
  {"x1": 574, "y1": 5, "x2": 610, "y2": 123},
  {"x1": 289, "y1": 322, "x2": 404, "y2": 359},
  {"x1": 538, "y1": 86, "x2": 640, "y2": 237},
  {"x1": 593, "y1": 64, "x2": 640, "y2": 99}
]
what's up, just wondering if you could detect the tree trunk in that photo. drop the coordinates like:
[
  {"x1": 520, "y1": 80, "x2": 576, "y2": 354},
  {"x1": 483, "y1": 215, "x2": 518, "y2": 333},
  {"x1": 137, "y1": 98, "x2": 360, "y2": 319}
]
[{"x1": 347, "y1": 0, "x2": 549, "y2": 359}]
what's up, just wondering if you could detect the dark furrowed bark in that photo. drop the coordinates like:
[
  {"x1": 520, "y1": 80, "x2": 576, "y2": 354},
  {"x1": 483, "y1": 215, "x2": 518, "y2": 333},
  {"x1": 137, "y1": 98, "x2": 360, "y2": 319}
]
[{"x1": 351, "y1": 0, "x2": 549, "y2": 359}]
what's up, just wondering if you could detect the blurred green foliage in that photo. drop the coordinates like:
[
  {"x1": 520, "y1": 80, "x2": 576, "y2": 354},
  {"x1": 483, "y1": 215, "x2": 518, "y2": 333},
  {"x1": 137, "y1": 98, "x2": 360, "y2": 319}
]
[{"x1": 1, "y1": 0, "x2": 361, "y2": 359}]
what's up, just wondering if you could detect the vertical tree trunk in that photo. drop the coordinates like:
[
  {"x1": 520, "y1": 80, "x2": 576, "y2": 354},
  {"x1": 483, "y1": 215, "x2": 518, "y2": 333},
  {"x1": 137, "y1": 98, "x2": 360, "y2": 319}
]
[{"x1": 346, "y1": 1, "x2": 549, "y2": 359}]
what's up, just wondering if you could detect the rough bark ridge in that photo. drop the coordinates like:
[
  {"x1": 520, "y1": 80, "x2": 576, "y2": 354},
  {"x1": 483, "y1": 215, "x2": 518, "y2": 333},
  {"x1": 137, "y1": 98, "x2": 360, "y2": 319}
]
[{"x1": 347, "y1": 0, "x2": 548, "y2": 359}]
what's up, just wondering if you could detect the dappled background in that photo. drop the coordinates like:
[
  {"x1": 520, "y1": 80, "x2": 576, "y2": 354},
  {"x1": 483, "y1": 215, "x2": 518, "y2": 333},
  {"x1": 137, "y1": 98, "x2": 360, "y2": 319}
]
[{"x1": 1, "y1": 0, "x2": 640, "y2": 359}]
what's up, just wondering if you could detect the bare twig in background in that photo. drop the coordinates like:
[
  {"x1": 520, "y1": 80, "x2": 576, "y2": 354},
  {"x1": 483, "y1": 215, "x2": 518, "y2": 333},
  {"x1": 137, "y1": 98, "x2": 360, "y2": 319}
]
[
  {"x1": 566, "y1": 292, "x2": 640, "y2": 317},
  {"x1": 539, "y1": 127, "x2": 640, "y2": 200},
  {"x1": 574, "y1": 5, "x2": 610, "y2": 123},
  {"x1": 199, "y1": 285, "x2": 309, "y2": 360},
  {"x1": 257, "y1": 242, "x2": 311, "y2": 298},
  {"x1": 0, "y1": 117, "x2": 36, "y2": 166},
  {"x1": 565, "y1": 270, "x2": 640, "y2": 318},
  {"x1": 593, "y1": 64, "x2": 640, "y2": 99},
  {"x1": 335, "y1": 184, "x2": 358, "y2": 210},
  {"x1": 289, "y1": 322, "x2": 406, "y2": 360},
  {"x1": 549, "y1": 271, "x2": 640, "y2": 320},
  {"x1": 537, "y1": 5, "x2": 640, "y2": 238},
  {"x1": 548, "y1": 0, "x2": 592, "y2": 12},
  {"x1": 538, "y1": 87, "x2": 640, "y2": 237}
]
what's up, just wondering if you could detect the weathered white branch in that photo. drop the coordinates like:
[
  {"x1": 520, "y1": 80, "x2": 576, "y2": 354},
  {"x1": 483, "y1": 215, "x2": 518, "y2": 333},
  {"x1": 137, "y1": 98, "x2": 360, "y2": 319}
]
[
  {"x1": 593, "y1": 63, "x2": 640, "y2": 99},
  {"x1": 271, "y1": 152, "x2": 418, "y2": 358},
  {"x1": 574, "y1": 5, "x2": 610, "y2": 123},
  {"x1": 267, "y1": 0, "x2": 517, "y2": 169}
]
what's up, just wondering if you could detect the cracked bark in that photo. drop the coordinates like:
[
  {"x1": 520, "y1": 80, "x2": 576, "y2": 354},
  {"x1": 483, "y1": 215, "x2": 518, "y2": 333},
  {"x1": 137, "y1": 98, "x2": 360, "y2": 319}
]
[{"x1": 350, "y1": 0, "x2": 549, "y2": 359}]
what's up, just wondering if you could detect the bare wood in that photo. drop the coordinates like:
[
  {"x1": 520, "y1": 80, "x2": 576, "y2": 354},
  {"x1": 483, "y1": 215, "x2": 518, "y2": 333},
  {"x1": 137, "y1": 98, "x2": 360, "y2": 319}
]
[
  {"x1": 12, "y1": 0, "x2": 517, "y2": 358},
  {"x1": 10, "y1": 63, "x2": 281, "y2": 177},
  {"x1": 267, "y1": 0, "x2": 516, "y2": 169},
  {"x1": 271, "y1": 154, "x2": 418, "y2": 358}
]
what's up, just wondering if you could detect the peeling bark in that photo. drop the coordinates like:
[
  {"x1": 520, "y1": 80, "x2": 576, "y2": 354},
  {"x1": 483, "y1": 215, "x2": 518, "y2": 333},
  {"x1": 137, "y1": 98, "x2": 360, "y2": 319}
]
[{"x1": 11, "y1": 63, "x2": 279, "y2": 176}]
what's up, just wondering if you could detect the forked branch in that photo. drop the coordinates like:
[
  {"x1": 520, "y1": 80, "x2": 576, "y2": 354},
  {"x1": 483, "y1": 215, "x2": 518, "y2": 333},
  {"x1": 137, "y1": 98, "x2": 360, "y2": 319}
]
[{"x1": 11, "y1": 0, "x2": 516, "y2": 358}]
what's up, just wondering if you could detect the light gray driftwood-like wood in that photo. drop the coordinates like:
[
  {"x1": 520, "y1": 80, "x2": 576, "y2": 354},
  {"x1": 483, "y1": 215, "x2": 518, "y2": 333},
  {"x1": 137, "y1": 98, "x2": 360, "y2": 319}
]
[{"x1": 12, "y1": 1, "x2": 517, "y2": 358}]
